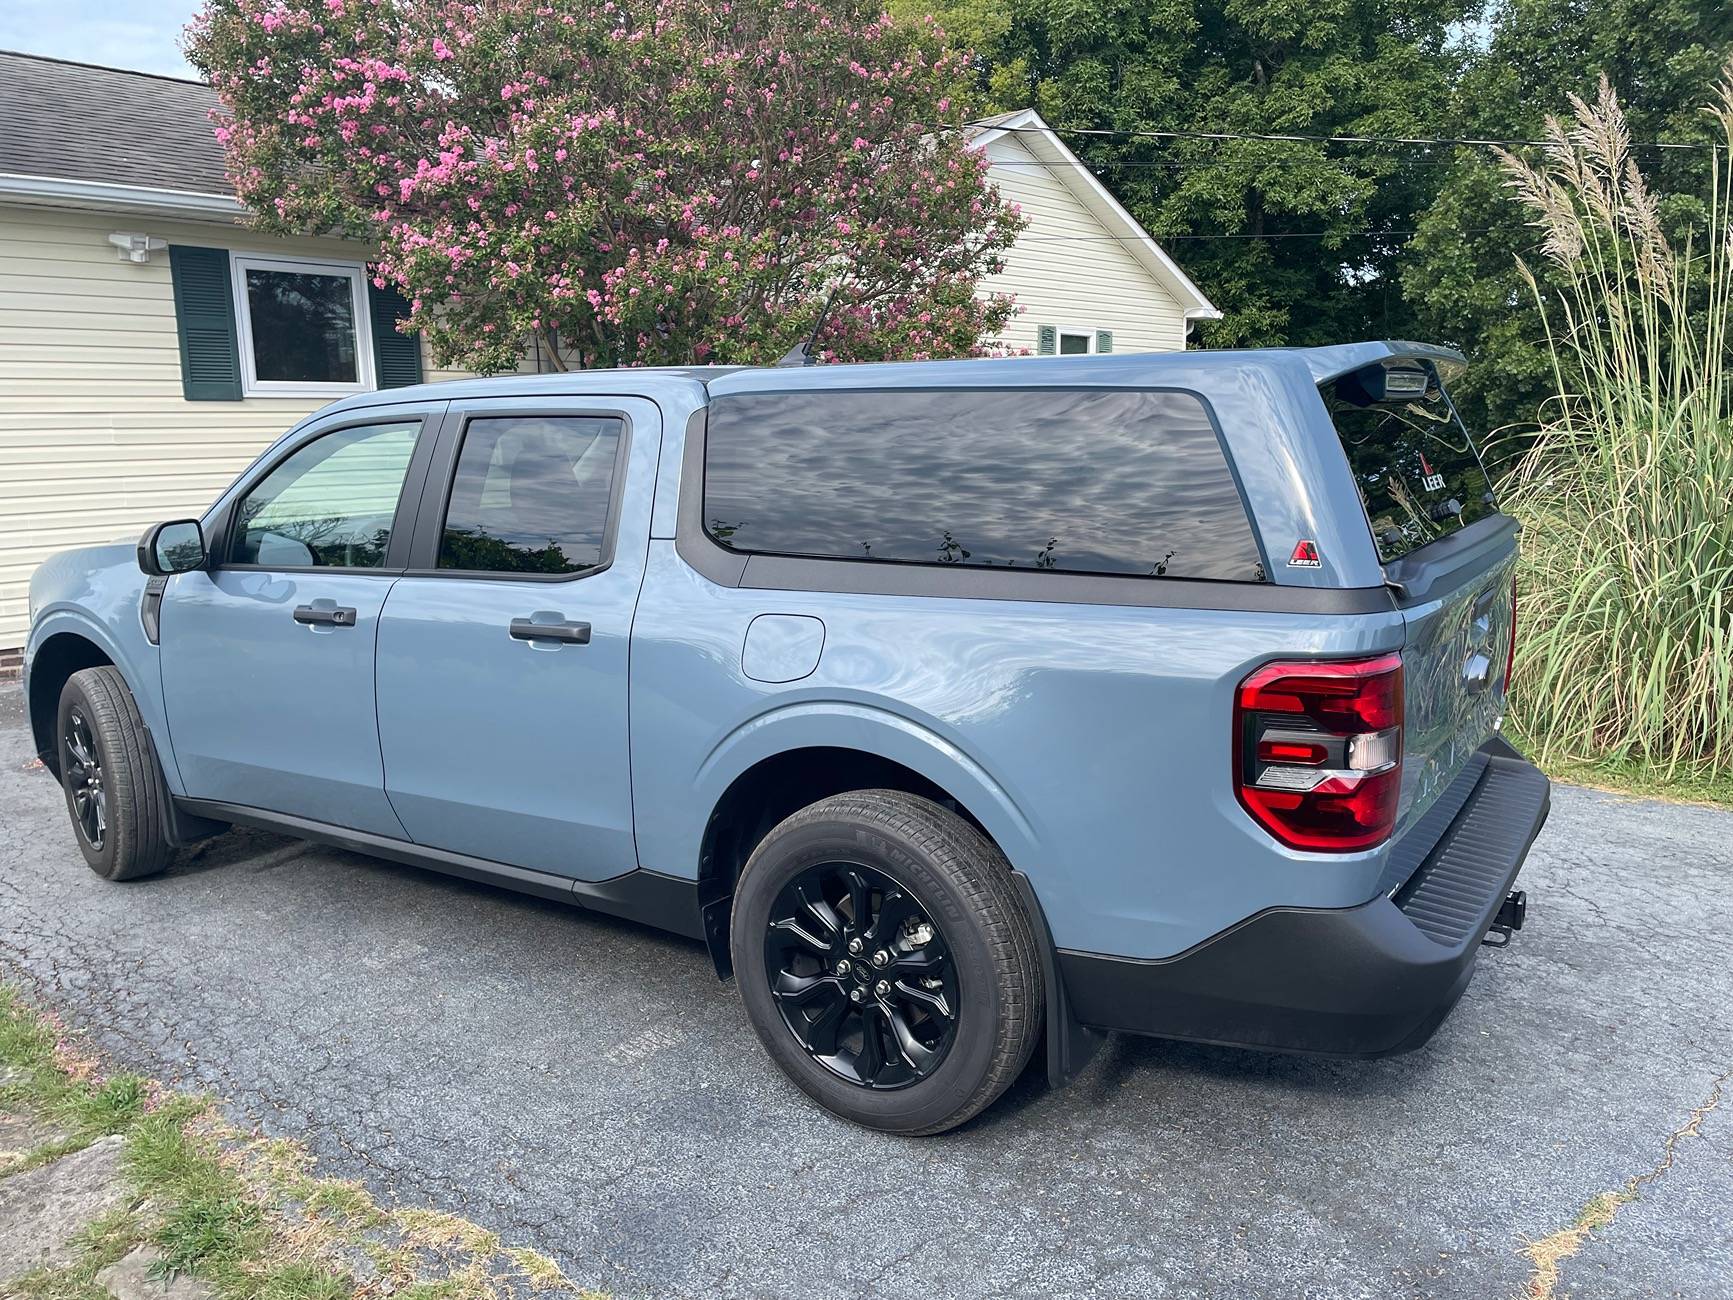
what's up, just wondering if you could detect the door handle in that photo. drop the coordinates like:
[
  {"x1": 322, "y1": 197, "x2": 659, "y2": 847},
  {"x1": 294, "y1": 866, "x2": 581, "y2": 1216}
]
[
  {"x1": 293, "y1": 605, "x2": 357, "y2": 627},
  {"x1": 509, "y1": 618, "x2": 591, "y2": 645}
]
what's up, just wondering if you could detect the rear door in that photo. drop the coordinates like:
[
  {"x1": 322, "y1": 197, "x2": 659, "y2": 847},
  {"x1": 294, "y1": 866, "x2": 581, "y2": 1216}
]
[
  {"x1": 1319, "y1": 362, "x2": 1517, "y2": 822},
  {"x1": 373, "y1": 396, "x2": 659, "y2": 881}
]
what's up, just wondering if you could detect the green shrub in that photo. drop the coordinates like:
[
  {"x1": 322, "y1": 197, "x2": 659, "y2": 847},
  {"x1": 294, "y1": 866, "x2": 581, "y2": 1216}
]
[{"x1": 1496, "y1": 69, "x2": 1733, "y2": 775}]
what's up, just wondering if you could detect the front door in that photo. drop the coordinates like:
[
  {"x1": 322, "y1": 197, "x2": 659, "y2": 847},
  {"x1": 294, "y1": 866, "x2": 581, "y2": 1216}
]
[
  {"x1": 374, "y1": 397, "x2": 659, "y2": 881},
  {"x1": 160, "y1": 409, "x2": 440, "y2": 836}
]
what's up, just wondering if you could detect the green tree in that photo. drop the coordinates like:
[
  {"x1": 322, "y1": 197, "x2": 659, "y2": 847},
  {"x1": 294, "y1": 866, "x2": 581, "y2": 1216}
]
[
  {"x1": 903, "y1": 0, "x2": 1478, "y2": 347},
  {"x1": 1406, "y1": 0, "x2": 1733, "y2": 435}
]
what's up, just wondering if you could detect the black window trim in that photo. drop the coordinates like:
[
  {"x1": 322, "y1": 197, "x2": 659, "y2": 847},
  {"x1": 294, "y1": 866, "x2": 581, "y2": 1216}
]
[
  {"x1": 206, "y1": 407, "x2": 443, "y2": 577},
  {"x1": 668, "y1": 385, "x2": 1400, "y2": 616},
  {"x1": 400, "y1": 403, "x2": 635, "y2": 584}
]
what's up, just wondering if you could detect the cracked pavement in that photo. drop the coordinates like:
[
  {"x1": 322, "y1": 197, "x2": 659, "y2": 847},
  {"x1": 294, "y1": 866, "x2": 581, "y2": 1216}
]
[{"x1": 2, "y1": 684, "x2": 1730, "y2": 1298}]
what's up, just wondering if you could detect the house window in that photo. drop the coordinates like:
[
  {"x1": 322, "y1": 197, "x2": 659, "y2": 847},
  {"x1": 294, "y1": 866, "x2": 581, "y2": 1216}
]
[
  {"x1": 231, "y1": 254, "x2": 374, "y2": 397},
  {"x1": 1036, "y1": 325, "x2": 1114, "y2": 355}
]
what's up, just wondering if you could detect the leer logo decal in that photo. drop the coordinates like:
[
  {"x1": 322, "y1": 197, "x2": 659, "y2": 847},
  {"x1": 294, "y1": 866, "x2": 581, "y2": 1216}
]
[
  {"x1": 1288, "y1": 539, "x2": 1322, "y2": 568},
  {"x1": 1418, "y1": 451, "x2": 1446, "y2": 492}
]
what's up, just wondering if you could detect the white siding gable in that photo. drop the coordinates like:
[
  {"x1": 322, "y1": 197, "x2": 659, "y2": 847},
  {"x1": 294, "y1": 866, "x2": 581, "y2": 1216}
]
[{"x1": 982, "y1": 134, "x2": 1189, "y2": 355}]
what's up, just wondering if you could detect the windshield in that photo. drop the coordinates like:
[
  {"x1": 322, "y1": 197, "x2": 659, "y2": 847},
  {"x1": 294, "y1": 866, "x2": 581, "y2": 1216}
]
[{"x1": 1322, "y1": 366, "x2": 1498, "y2": 563}]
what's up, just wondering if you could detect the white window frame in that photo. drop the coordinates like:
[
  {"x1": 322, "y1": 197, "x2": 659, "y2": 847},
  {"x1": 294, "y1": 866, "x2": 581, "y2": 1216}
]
[
  {"x1": 230, "y1": 252, "x2": 376, "y2": 398},
  {"x1": 1056, "y1": 325, "x2": 1099, "y2": 355}
]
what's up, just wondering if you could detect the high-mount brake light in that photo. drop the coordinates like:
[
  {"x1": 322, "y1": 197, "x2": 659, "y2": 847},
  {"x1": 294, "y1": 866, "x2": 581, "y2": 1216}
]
[{"x1": 1234, "y1": 654, "x2": 1404, "y2": 852}]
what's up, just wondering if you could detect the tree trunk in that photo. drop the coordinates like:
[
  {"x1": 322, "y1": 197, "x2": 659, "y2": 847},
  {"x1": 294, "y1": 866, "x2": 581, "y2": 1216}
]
[{"x1": 536, "y1": 326, "x2": 570, "y2": 372}]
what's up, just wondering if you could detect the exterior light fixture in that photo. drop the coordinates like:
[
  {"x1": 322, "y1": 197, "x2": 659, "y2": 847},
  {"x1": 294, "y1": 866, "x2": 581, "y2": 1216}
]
[{"x1": 108, "y1": 232, "x2": 168, "y2": 264}]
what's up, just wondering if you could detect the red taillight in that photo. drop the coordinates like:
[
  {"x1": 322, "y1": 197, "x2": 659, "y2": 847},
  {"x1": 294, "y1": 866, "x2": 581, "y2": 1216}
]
[
  {"x1": 1234, "y1": 654, "x2": 1404, "y2": 853},
  {"x1": 1504, "y1": 580, "x2": 1518, "y2": 697}
]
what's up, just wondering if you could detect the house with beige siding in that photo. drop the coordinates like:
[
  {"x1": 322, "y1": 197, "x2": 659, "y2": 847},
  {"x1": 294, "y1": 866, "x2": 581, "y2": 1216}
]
[{"x1": 0, "y1": 53, "x2": 1215, "y2": 659}]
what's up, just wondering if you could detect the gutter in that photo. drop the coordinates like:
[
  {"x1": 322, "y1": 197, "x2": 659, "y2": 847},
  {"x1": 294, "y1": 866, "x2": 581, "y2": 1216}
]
[{"x1": 0, "y1": 173, "x2": 246, "y2": 220}]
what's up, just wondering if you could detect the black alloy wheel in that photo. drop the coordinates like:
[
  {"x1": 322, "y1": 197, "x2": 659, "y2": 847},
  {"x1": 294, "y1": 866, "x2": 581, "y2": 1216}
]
[
  {"x1": 732, "y1": 789, "x2": 1042, "y2": 1134},
  {"x1": 55, "y1": 666, "x2": 179, "y2": 881},
  {"x1": 763, "y1": 860, "x2": 959, "y2": 1089},
  {"x1": 62, "y1": 704, "x2": 107, "y2": 851}
]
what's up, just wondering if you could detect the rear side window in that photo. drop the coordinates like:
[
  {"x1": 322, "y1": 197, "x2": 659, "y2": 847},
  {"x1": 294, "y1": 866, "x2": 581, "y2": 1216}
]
[
  {"x1": 1322, "y1": 366, "x2": 1498, "y2": 563},
  {"x1": 703, "y1": 389, "x2": 1264, "y2": 582},
  {"x1": 438, "y1": 415, "x2": 622, "y2": 575}
]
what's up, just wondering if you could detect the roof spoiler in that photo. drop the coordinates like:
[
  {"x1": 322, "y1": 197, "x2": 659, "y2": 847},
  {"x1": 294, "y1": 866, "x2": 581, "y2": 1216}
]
[{"x1": 1302, "y1": 341, "x2": 1468, "y2": 387}]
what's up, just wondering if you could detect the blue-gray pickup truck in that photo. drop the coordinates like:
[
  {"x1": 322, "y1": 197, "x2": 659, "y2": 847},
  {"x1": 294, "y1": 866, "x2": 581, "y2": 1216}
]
[{"x1": 25, "y1": 342, "x2": 1550, "y2": 1133}]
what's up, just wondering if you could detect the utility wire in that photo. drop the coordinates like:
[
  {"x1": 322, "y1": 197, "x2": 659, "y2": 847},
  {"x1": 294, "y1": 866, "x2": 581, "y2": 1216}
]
[
  {"x1": 1011, "y1": 227, "x2": 1509, "y2": 241},
  {"x1": 957, "y1": 120, "x2": 1721, "y2": 153},
  {"x1": 983, "y1": 155, "x2": 1472, "y2": 171}
]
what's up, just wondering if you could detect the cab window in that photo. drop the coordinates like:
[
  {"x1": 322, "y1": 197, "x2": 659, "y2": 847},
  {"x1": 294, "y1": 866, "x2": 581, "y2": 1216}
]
[
  {"x1": 437, "y1": 415, "x2": 624, "y2": 575},
  {"x1": 232, "y1": 420, "x2": 420, "y2": 568}
]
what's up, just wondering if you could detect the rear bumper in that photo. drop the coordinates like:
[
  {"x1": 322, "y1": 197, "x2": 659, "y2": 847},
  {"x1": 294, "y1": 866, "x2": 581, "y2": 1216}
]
[{"x1": 1058, "y1": 738, "x2": 1551, "y2": 1057}]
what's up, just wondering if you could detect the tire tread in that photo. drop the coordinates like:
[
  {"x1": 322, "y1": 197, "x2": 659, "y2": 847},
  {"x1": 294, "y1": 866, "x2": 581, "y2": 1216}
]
[
  {"x1": 61, "y1": 667, "x2": 174, "y2": 881},
  {"x1": 739, "y1": 789, "x2": 1043, "y2": 1134}
]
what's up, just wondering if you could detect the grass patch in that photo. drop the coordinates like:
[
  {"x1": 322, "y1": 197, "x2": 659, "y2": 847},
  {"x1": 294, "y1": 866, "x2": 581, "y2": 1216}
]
[
  {"x1": 0, "y1": 984, "x2": 595, "y2": 1300},
  {"x1": 7, "y1": 1210, "x2": 147, "y2": 1300},
  {"x1": 1508, "y1": 720, "x2": 1733, "y2": 809}
]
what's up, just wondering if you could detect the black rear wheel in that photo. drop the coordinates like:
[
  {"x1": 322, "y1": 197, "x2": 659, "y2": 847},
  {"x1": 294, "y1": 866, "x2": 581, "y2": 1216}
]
[
  {"x1": 733, "y1": 789, "x2": 1041, "y2": 1134},
  {"x1": 764, "y1": 859, "x2": 960, "y2": 1090}
]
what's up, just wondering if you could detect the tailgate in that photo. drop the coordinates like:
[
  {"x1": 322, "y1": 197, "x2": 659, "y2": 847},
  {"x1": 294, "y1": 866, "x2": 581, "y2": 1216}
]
[{"x1": 1387, "y1": 522, "x2": 1518, "y2": 829}]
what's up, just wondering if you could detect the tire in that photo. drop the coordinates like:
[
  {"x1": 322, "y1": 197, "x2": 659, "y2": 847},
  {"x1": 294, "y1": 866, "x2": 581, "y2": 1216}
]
[
  {"x1": 56, "y1": 667, "x2": 175, "y2": 882},
  {"x1": 731, "y1": 789, "x2": 1042, "y2": 1134}
]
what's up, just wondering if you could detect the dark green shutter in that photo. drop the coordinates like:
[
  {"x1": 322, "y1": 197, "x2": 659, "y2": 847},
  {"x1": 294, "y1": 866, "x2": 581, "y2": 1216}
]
[
  {"x1": 1095, "y1": 330, "x2": 1114, "y2": 354},
  {"x1": 1036, "y1": 324, "x2": 1057, "y2": 355},
  {"x1": 168, "y1": 245, "x2": 242, "y2": 401},
  {"x1": 368, "y1": 279, "x2": 424, "y2": 388}
]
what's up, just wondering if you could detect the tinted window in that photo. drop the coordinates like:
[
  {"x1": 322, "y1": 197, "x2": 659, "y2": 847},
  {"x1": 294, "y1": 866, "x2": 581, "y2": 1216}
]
[
  {"x1": 243, "y1": 265, "x2": 360, "y2": 384},
  {"x1": 233, "y1": 421, "x2": 419, "y2": 568},
  {"x1": 704, "y1": 389, "x2": 1263, "y2": 581},
  {"x1": 1323, "y1": 370, "x2": 1497, "y2": 562},
  {"x1": 438, "y1": 415, "x2": 623, "y2": 575}
]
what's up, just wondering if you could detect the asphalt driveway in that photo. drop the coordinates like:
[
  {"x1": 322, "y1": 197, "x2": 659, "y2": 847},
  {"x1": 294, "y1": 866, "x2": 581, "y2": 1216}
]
[{"x1": 2, "y1": 683, "x2": 1729, "y2": 1299}]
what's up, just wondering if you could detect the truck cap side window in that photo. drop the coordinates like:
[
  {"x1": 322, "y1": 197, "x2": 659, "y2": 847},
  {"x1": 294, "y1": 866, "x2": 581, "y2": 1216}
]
[
  {"x1": 703, "y1": 388, "x2": 1264, "y2": 583},
  {"x1": 1323, "y1": 363, "x2": 1498, "y2": 562}
]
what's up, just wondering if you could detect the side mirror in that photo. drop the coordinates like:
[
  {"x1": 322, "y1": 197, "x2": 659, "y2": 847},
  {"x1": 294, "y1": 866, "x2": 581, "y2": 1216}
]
[{"x1": 138, "y1": 520, "x2": 207, "y2": 576}]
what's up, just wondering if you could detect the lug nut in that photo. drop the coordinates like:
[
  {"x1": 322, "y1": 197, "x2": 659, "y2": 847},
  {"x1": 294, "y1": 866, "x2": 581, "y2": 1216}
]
[
  {"x1": 872, "y1": 950, "x2": 889, "y2": 968},
  {"x1": 875, "y1": 980, "x2": 890, "y2": 996},
  {"x1": 835, "y1": 959, "x2": 852, "y2": 976},
  {"x1": 847, "y1": 938, "x2": 863, "y2": 955},
  {"x1": 849, "y1": 988, "x2": 864, "y2": 1003}
]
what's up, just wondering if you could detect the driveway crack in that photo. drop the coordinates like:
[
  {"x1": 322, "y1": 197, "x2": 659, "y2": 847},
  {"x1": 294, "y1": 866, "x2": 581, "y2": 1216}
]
[{"x1": 1519, "y1": 1065, "x2": 1730, "y2": 1299}]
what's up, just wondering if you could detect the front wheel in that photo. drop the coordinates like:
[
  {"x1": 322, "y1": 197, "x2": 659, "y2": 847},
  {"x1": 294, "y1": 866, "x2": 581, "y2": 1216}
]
[
  {"x1": 731, "y1": 790, "x2": 1042, "y2": 1134},
  {"x1": 57, "y1": 667, "x2": 175, "y2": 882}
]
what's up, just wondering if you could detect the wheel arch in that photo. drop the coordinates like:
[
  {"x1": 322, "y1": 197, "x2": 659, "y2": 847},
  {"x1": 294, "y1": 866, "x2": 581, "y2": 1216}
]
[
  {"x1": 688, "y1": 704, "x2": 1052, "y2": 973},
  {"x1": 26, "y1": 627, "x2": 120, "y2": 775}
]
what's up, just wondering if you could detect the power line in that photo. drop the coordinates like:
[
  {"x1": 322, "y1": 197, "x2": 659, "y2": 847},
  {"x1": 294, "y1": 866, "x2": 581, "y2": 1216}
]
[
  {"x1": 982, "y1": 155, "x2": 1471, "y2": 171},
  {"x1": 961, "y1": 120, "x2": 1720, "y2": 153},
  {"x1": 1010, "y1": 227, "x2": 1510, "y2": 242}
]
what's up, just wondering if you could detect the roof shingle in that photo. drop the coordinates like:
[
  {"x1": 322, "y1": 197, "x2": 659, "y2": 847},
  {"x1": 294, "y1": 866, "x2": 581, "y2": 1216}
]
[{"x1": 0, "y1": 49, "x2": 230, "y2": 194}]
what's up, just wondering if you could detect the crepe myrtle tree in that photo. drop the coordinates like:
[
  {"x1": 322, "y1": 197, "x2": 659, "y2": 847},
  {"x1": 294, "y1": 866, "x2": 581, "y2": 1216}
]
[{"x1": 185, "y1": 0, "x2": 1025, "y2": 371}]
